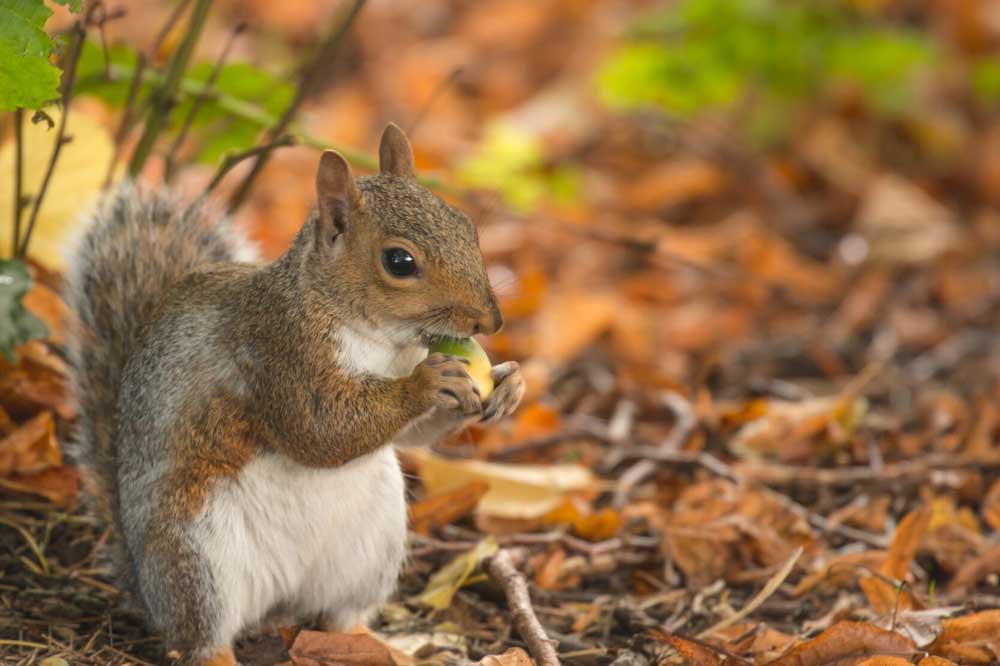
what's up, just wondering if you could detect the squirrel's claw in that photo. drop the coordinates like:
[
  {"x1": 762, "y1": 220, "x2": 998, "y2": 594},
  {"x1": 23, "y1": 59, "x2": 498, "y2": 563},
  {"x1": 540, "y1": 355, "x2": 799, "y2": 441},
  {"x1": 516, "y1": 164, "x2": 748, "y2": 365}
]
[{"x1": 481, "y1": 362, "x2": 525, "y2": 423}]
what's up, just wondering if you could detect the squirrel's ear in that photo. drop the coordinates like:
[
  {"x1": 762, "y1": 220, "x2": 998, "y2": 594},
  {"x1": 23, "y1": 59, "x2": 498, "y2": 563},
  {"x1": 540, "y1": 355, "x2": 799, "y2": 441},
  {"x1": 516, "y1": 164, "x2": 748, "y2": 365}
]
[
  {"x1": 378, "y1": 122, "x2": 416, "y2": 179},
  {"x1": 316, "y1": 150, "x2": 359, "y2": 235}
]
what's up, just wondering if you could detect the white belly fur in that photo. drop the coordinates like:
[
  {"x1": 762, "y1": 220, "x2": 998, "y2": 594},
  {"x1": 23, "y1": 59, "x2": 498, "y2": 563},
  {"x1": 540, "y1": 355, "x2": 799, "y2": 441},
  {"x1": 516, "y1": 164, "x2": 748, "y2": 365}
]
[
  {"x1": 198, "y1": 447, "x2": 407, "y2": 641},
  {"x1": 196, "y1": 323, "x2": 423, "y2": 642}
]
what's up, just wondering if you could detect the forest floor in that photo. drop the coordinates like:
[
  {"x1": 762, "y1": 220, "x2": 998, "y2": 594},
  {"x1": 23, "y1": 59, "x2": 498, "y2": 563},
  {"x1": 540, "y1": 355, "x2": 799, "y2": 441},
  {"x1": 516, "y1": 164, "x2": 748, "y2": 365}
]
[{"x1": 3, "y1": 1, "x2": 1000, "y2": 665}]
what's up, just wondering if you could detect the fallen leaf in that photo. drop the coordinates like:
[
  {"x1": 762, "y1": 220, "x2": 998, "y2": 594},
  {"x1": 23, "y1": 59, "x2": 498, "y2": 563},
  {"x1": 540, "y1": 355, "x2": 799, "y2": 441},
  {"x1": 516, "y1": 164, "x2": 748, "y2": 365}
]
[
  {"x1": 861, "y1": 506, "x2": 931, "y2": 612},
  {"x1": 648, "y1": 630, "x2": 722, "y2": 666},
  {"x1": 766, "y1": 622, "x2": 916, "y2": 666},
  {"x1": 929, "y1": 610, "x2": 1000, "y2": 650},
  {"x1": 409, "y1": 449, "x2": 596, "y2": 520},
  {"x1": 622, "y1": 160, "x2": 725, "y2": 212},
  {"x1": 409, "y1": 480, "x2": 490, "y2": 535},
  {"x1": 289, "y1": 631, "x2": 398, "y2": 666},
  {"x1": 542, "y1": 497, "x2": 622, "y2": 541},
  {"x1": 534, "y1": 290, "x2": 617, "y2": 363},
  {"x1": 855, "y1": 658, "x2": 914, "y2": 666},
  {"x1": 855, "y1": 175, "x2": 962, "y2": 265},
  {"x1": 949, "y1": 542, "x2": 1000, "y2": 594},
  {"x1": 0, "y1": 411, "x2": 59, "y2": 475},
  {"x1": 416, "y1": 536, "x2": 497, "y2": 610},
  {"x1": 472, "y1": 648, "x2": 534, "y2": 666},
  {"x1": 0, "y1": 464, "x2": 79, "y2": 505}
]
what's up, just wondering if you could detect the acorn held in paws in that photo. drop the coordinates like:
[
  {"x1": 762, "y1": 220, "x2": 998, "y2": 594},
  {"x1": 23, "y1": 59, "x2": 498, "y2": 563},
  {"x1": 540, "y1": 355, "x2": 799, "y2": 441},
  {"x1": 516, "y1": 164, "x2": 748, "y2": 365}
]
[{"x1": 428, "y1": 337, "x2": 494, "y2": 399}]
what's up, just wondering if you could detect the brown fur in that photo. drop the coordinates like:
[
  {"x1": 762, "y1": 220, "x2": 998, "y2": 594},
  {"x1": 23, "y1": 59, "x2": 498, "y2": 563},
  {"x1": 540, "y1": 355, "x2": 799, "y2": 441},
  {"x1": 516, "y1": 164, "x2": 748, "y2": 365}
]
[{"x1": 64, "y1": 124, "x2": 514, "y2": 665}]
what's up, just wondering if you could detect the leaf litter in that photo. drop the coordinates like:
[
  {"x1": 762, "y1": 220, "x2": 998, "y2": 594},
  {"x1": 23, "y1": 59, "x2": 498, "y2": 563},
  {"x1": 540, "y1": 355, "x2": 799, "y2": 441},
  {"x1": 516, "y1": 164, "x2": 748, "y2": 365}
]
[{"x1": 2, "y1": 1, "x2": 1000, "y2": 665}]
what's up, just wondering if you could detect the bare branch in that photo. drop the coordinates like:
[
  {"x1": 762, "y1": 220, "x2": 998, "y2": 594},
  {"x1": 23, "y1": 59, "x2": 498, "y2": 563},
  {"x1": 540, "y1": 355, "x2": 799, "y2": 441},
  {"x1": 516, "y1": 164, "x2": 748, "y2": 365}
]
[
  {"x1": 201, "y1": 134, "x2": 296, "y2": 196},
  {"x1": 164, "y1": 21, "x2": 246, "y2": 182},
  {"x1": 226, "y1": 0, "x2": 366, "y2": 213},
  {"x1": 484, "y1": 550, "x2": 561, "y2": 666}
]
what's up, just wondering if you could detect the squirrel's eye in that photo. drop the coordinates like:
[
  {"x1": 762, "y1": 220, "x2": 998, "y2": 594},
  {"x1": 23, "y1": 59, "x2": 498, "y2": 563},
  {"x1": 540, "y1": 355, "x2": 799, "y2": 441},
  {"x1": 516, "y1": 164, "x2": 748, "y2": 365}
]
[{"x1": 382, "y1": 247, "x2": 417, "y2": 278}]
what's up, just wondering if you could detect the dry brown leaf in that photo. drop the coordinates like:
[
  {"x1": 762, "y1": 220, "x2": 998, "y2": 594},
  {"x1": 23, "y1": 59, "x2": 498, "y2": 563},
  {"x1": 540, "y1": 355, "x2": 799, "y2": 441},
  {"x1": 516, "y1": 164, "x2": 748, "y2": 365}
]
[
  {"x1": 409, "y1": 480, "x2": 490, "y2": 535},
  {"x1": 0, "y1": 411, "x2": 59, "y2": 475},
  {"x1": 472, "y1": 648, "x2": 534, "y2": 666},
  {"x1": 949, "y1": 542, "x2": 1000, "y2": 594},
  {"x1": 929, "y1": 610, "x2": 1000, "y2": 650},
  {"x1": 860, "y1": 506, "x2": 931, "y2": 613},
  {"x1": 855, "y1": 175, "x2": 962, "y2": 265},
  {"x1": 0, "y1": 464, "x2": 79, "y2": 505},
  {"x1": 542, "y1": 497, "x2": 622, "y2": 541},
  {"x1": 289, "y1": 630, "x2": 398, "y2": 666},
  {"x1": 765, "y1": 622, "x2": 916, "y2": 666},
  {"x1": 855, "y1": 657, "x2": 915, "y2": 666},
  {"x1": 648, "y1": 630, "x2": 723, "y2": 666},
  {"x1": 22, "y1": 283, "x2": 70, "y2": 345},
  {"x1": 534, "y1": 289, "x2": 617, "y2": 363},
  {"x1": 980, "y1": 478, "x2": 1000, "y2": 531},
  {"x1": 622, "y1": 160, "x2": 725, "y2": 211},
  {"x1": 916, "y1": 657, "x2": 957, "y2": 666}
]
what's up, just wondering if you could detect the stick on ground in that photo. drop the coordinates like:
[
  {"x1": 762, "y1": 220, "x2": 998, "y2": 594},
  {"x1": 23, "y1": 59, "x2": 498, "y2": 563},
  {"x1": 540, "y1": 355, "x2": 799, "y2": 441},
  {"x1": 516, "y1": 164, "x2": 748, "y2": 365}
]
[{"x1": 484, "y1": 549, "x2": 561, "y2": 666}]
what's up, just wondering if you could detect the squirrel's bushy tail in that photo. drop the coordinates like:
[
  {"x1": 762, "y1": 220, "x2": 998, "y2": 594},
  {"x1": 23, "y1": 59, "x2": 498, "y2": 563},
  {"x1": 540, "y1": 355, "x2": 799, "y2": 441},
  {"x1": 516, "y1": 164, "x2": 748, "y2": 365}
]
[{"x1": 63, "y1": 184, "x2": 255, "y2": 517}]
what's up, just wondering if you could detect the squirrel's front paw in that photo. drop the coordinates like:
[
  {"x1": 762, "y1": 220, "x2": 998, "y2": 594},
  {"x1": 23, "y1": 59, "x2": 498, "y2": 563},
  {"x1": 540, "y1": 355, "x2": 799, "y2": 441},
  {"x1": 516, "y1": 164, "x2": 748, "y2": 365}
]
[
  {"x1": 414, "y1": 353, "x2": 483, "y2": 418},
  {"x1": 482, "y1": 362, "x2": 525, "y2": 423}
]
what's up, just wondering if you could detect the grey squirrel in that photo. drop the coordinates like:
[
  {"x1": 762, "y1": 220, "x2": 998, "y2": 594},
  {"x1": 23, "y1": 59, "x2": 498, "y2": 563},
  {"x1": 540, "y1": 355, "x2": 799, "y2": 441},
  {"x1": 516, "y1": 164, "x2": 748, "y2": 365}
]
[{"x1": 63, "y1": 124, "x2": 525, "y2": 666}]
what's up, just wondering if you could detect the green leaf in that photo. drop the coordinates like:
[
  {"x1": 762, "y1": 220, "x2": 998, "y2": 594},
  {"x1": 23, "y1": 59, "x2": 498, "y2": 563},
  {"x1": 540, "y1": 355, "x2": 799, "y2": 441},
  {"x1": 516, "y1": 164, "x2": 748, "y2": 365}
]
[
  {"x1": 0, "y1": 0, "x2": 62, "y2": 110},
  {"x1": 0, "y1": 259, "x2": 48, "y2": 362},
  {"x1": 52, "y1": 0, "x2": 81, "y2": 11}
]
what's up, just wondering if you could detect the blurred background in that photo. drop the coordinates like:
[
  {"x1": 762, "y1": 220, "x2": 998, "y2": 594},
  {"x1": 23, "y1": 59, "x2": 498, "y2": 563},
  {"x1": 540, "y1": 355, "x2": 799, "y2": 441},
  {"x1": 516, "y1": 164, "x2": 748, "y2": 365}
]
[{"x1": 3, "y1": 0, "x2": 1000, "y2": 660}]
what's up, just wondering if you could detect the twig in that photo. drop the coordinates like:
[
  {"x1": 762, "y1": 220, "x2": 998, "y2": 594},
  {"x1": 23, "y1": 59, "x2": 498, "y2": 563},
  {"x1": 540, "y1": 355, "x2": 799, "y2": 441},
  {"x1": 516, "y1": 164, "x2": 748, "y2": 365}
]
[
  {"x1": 18, "y1": 2, "x2": 95, "y2": 257},
  {"x1": 148, "y1": 0, "x2": 193, "y2": 63},
  {"x1": 164, "y1": 21, "x2": 246, "y2": 182},
  {"x1": 12, "y1": 108, "x2": 24, "y2": 257},
  {"x1": 201, "y1": 134, "x2": 296, "y2": 195},
  {"x1": 614, "y1": 391, "x2": 696, "y2": 508},
  {"x1": 484, "y1": 550, "x2": 562, "y2": 666},
  {"x1": 85, "y1": 60, "x2": 456, "y2": 195},
  {"x1": 227, "y1": 0, "x2": 366, "y2": 213},
  {"x1": 127, "y1": 0, "x2": 213, "y2": 176},
  {"x1": 697, "y1": 546, "x2": 802, "y2": 638},
  {"x1": 103, "y1": 51, "x2": 146, "y2": 189}
]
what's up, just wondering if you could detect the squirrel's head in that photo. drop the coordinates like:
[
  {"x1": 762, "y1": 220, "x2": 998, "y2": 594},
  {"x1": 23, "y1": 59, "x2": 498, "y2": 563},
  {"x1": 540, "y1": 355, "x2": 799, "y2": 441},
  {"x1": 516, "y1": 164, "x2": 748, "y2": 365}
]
[{"x1": 303, "y1": 123, "x2": 501, "y2": 344}]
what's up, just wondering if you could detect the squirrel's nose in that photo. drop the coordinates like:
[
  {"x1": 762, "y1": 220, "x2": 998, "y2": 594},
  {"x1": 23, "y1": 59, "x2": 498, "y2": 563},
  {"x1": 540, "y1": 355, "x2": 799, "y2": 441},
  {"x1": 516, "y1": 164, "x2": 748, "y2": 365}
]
[{"x1": 473, "y1": 305, "x2": 503, "y2": 336}]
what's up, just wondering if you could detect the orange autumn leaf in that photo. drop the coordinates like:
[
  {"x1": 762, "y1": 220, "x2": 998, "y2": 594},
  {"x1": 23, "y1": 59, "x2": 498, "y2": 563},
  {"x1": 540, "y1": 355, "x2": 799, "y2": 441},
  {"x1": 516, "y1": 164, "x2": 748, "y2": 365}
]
[
  {"x1": 534, "y1": 289, "x2": 617, "y2": 363},
  {"x1": 0, "y1": 464, "x2": 79, "y2": 506},
  {"x1": 0, "y1": 411, "x2": 59, "y2": 475},
  {"x1": 648, "y1": 629, "x2": 723, "y2": 666},
  {"x1": 765, "y1": 622, "x2": 916, "y2": 666},
  {"x1": 917, "y1": 658, "x2": 957, "y2": 666},
  {"x1": 929, "y1": 610, "x2": 1000, "y2": 650},
  {"x1": 289, "y1": 630, "x2": 399, "y2": 666},
  {"x1": 861, "y1": 506, "x2": 931, "y2": 613},
  {"x1": 857, "y1": 658, "x2": 915, "y2": 666},
  {"x1": 542, "y1": 497, "x2": 622, "y2": 541},
  {"x1": 409, "y1": 480, "x2": 490, "y2": 534}
]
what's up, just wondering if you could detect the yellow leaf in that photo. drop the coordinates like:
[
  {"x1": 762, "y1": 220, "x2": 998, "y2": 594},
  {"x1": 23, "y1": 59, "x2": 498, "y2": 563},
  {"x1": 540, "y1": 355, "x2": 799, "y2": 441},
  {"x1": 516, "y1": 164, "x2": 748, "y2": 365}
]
[
  {"x1": 409, "y1": 449, "x2": 595, "y2": 519},
  {"x1": 416, "y1": 536, "x2": 497, "y2": 610},
  {"x1": 0, "y1": 107, "x2": 114, "y2": 268}
]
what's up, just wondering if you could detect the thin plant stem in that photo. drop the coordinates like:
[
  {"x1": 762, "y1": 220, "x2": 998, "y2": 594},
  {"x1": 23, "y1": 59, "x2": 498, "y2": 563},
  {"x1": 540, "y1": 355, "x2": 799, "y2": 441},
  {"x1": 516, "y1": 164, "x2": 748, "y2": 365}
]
[
  {"x1": 127, "y1": 0, "x2": 213, "y2": 177},
  {"x1": 164, "y1": 21, "x2": 245, "y2": 182},
  {"x1": 18, "y1": 2, "x2": 96, "y2": 257},
  {"x1": 226, "y1": 0, "x2": 367, "y2": 213},
  {"x1": 201, "y1": 134, "x2": 296, "y2": 195},
  {"x1": 12, "y1": 109, "x2": 24, "y2": 258}
]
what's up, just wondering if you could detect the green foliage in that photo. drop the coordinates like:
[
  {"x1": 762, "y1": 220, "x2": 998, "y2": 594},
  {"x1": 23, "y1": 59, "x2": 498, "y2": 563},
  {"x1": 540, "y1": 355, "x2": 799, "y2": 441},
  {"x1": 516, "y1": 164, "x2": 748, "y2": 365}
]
[
  {"x1": 598, "y1": 0, "x2": 936, "y2": 138},
  {"x1": 73, "y1": 40, "x2": 295, "y2": 164},
  {"x1": 459, "y1": 121, "x2": 579, "y2": 212},
  {"x1": 0, "y1": 259, "x2": 47, "y2": 362},
  {"x1": 972, "y1": 57, "x2": 1000, "y2": 104},
  {"x1": 0, "y1": 0, "x2": 78, "y2": 111}
]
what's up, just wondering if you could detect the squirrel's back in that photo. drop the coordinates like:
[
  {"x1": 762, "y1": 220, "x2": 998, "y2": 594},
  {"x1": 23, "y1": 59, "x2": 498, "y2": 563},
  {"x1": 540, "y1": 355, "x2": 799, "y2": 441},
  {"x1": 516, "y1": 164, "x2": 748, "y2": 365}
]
[{"x1": 63, "y1": 184, "x2": 256, "y2": 517}]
